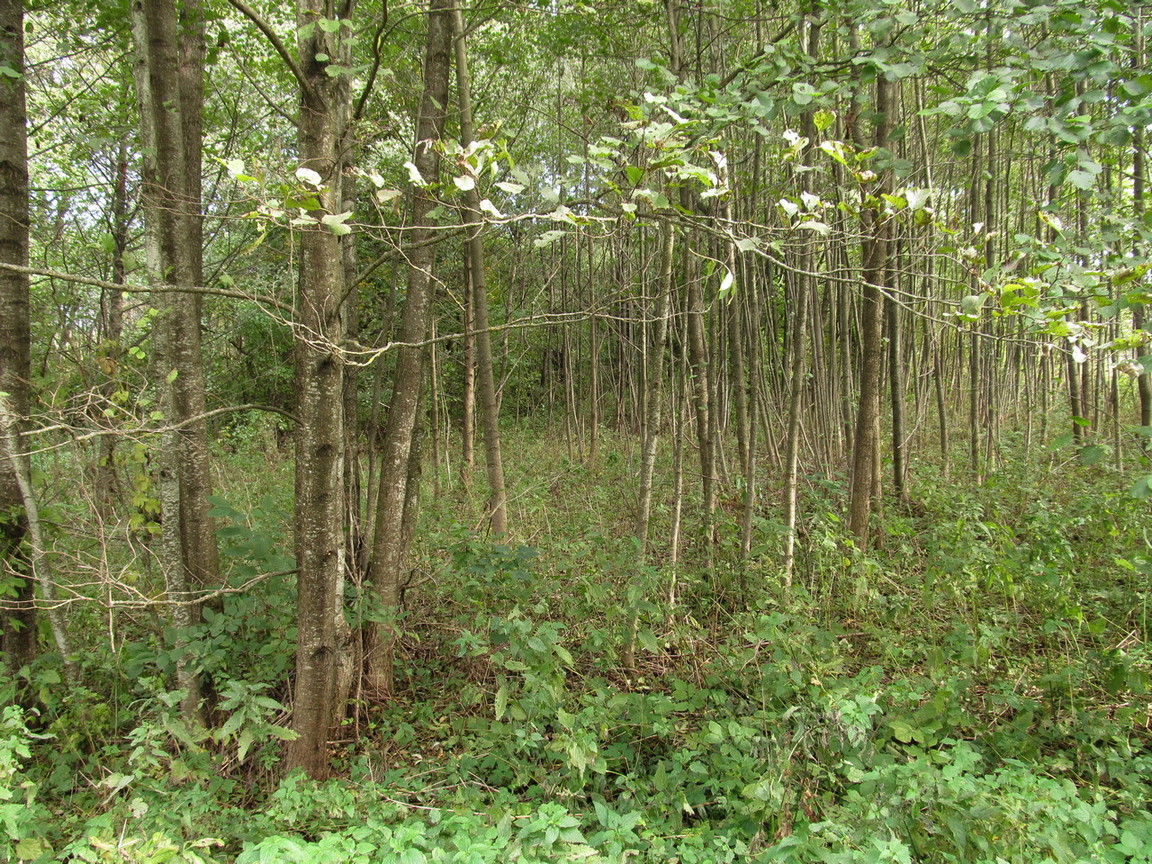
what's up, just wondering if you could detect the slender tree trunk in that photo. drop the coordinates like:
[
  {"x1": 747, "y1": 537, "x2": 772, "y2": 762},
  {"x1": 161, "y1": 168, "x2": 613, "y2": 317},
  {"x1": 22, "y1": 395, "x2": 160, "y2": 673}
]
[
  {"x1": 366, "y1": 0, "x2": 452, "y2": 695},
  {"x1": 1133, "y1": 125, "x2": 1151, "y2": 436},
  {"x1": 933, "y1": 336, "x2": 949, "y2": 475},
  {"x1": 887, "y1": 266, "x2": 907, "y2": 503},
  {"x1": 847, "y1": 76, "x2": 891, "y2": 548},
  {"x1": 0, "y1": 0, "x2": 36, "y2": 675},
  {"x1": 782, "y1": 18, "x2": 820, "y2": 584},
  {"x1": 684, "y1": 251, "x2": 715, "y2": 546},
  {"x1": 453, "y1": 6, "x2": 508, "y2": 535},
  {"x1": 284, "y1": 0, "x2": 357, "y2": 778},
  {"x1": 460, "y1": 253, "x2": 476, "y2": 479},
  {"x1": 740, "y1": 246, "x2": 761, "y2": 558},
  {"x1": 95, "y1": 146, "x2": 130, "y2": 516},
  {"x1": 635, "y1": 221, "x2": 675, "y2": 557},
  {"x1": 0, "y1": 395, "x2": 75, "y2": 681},
  {"x1": 626, "y1": 219, "x2": 674, "y2": 670}
]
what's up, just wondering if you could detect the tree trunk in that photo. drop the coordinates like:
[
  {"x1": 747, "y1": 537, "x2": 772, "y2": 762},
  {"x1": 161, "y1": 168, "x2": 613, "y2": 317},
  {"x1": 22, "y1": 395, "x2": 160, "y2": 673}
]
[
  {"x1": 366, "y1": 0, "x2": 452, "y2": 696},
  {"x1": 887, "y1": 270, "x2": 907, "y2": 503},
  {"x1": 625, "y1": 219, "x2": 675, "y2": 671},
  {"x1": 95, "y1": 146, "x2": 130, "y2": 516},
  {"x1": 284, "y1": 0, "x2": 357, "y2": 778},
  {"x1": 460, "y1": 253, "x2": 476, "y2": 479},
  {"x1": 847, "y1": 76, "x2": 891, "y2": 548},
  {"x1": 1133, "y1": 126, "x2": 1151, "y2": 436},
  {"x1": 452, "y1": 4, "x2": 508, "y2": 535},
  {"x1": 131, "y1": 0, "x2": 218, "y2": 721},
  {"x1": 0, "y1": 0, "x2": 35, "y2": 675},
  {"x1": 634, "y1": 221, "x2": 675, "y2": 559},
  {"x1": 782, "y1": 18, "x2": 820, "y2": 584}
]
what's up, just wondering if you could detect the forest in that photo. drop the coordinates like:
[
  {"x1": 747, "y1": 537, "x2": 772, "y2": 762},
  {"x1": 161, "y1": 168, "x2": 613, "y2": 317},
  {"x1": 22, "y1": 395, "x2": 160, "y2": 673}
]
[{"x1": 1, "y1": 0, "x2": 1151, "y2": 860}]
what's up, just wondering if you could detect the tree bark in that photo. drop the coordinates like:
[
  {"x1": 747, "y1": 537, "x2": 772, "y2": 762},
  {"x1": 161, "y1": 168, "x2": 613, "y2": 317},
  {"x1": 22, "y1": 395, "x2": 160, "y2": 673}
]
[
  {"x1": 284, "y1": 0, "x2": 357, "y2": 778},
  {"x1": 0, "y1": 0, "x2": 36, "y2": 675}
]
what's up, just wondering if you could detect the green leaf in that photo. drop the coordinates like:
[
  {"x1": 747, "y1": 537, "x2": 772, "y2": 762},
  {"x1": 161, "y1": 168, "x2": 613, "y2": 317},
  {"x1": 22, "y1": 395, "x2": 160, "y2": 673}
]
[
  {"x1": 237, "y1": 728, "x2": 254, "y2": 761},
  {"x1": 404, "y1": 161, "x2": 428, "y2": 187},
  {"x1": 889, "y1": 719, "x2": 917, "y2": 744},
  {"x1": 534, "y1": 229, "x2": 566, "y2": 248},
  {"x1": 1130, "y1": 475, "x2": 1152, "y2": 499},
  {"x1": 494, "y1": 683, "x2": 508, "y2": 720},
  {"x1": 321, "y1": 212, "x2": 352, "y2": 235},
  {"x1": 960, "y1": 294, "x2": 985, "y2": 317},
  {"x1": 791, "y1": 82, "x2": 817, "y2": 106},
  {"x1": 1067, "y1": 169, "x2": 1095, "y2": 191},
  {"x1": 795, "y1": 220, "x2": 829, "y2": 235},
  {"x1": 1078, "y1": 444, "x2": 1107, "y2": 466},
  {"x1": 718, "y1": 267, "x2": 735, "y2": 300},
  {"x1": 15, "y1": 838, "x2": 45, "y2": 860}
]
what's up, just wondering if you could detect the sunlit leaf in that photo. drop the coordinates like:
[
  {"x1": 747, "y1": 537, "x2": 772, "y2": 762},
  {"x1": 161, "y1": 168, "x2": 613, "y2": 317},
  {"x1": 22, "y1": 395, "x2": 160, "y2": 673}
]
[{"x1": 295, "y1": 167, "x2": 323, "y2": 187}]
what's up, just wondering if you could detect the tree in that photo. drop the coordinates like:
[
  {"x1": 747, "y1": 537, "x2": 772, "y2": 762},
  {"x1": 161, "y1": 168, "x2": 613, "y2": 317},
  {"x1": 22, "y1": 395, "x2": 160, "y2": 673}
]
[
  {"x1": 452, "y1": 3, "x2": 508, "y2": 537},
  {"x1": 366, "y1": 0, "x2": 453, "y2": 697},
  {"x1": 847, "y1": 74, "x2": 892, "y2": 549},
  {"x1": 281, "y1": 0, "x2": 357, "y2": 778},
  {"x1": 131, "y1": 0, "x2": 220, "y2": 719},
  {"x1": 0, "y1": 0, "x2": 34, "y2": 675}
]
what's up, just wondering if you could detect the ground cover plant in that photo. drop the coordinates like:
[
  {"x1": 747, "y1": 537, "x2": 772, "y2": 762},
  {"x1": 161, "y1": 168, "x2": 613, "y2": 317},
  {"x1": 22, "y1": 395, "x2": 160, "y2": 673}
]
[{"x1": 3, "y1": 427, "x2": 1151, "y2": 863}]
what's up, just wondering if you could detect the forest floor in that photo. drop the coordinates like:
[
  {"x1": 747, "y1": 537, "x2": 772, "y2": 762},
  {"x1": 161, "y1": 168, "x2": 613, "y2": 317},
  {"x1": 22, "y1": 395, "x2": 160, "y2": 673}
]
[{"x1": 6, "y1": 426, "x2": 1152, "y2": 863}]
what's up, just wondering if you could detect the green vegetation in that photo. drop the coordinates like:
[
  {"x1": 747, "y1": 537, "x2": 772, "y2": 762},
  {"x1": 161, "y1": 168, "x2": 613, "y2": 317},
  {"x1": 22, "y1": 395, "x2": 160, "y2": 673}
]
[
  {"x1": 2, "y1": 431, "x2": 1151, "y2": 862},
  {"x1": 1, "y1": 0, "x2": 1151, "y2": 860}
]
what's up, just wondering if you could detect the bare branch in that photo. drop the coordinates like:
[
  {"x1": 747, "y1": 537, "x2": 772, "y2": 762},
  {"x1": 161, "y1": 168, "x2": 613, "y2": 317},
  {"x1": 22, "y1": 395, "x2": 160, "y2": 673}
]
[
  {"x1": 225, "y1": 0, "x2": 315, "y2": 105},
  {"x1": 0, "y1": 261, "x2": 294, "y2": 315}
]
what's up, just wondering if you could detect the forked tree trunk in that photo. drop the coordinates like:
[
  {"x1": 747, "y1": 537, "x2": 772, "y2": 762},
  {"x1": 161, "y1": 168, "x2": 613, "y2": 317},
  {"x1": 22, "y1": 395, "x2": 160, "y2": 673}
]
[
  {"x1": 366, "y1": 0, "x2": 452, "y2": 696},
  {"x1": 131, "y1": 0, "x2": 219, "y2": 721}
]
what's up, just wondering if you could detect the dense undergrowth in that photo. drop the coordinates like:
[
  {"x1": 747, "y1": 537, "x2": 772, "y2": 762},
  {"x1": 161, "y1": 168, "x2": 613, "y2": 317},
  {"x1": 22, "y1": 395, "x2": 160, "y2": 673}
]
[{"x1": 3, "y1": 426, "x2": 1151, "y2": 863}]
